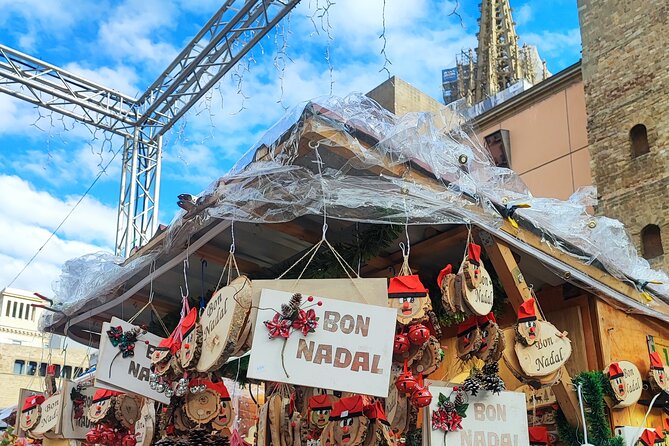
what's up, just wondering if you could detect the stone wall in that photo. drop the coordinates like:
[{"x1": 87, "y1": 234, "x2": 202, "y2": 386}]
[{"x1": 578, "y1": 0, "x2": 669, "y2": 271}]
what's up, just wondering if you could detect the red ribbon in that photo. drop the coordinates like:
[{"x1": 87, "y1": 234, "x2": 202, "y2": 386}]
[
  {"x1": 292, "y1": 309, "x2": 318, "y2": 336},
  {"x1": 265, "y1": 313, "x2": 291, "y2": 338}
]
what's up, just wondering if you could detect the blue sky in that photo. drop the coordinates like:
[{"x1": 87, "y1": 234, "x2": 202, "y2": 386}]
[{"x1": 0, "y1": 0, "x2": 582, "y2": 294}]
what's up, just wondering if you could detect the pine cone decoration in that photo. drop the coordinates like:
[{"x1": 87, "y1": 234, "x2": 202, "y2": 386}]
[
  {"x1": 454, "y1": 392, "x2": 464, "y2": 406},
  {"x1": 289, "y1": 293, "x2": 302, "y2": 311},
  {"x1": 281, "y1": 304, "x2": 292, "y2": 318},
  {"x1": 155, "y1": 438, "x2": 178, "y2": 446},
  {"x1": 187, "y1": 429, "x2": 211, "y2": 446},
  {"x1": 482, "y1": 361, "x2": 499, "y2": 375},
  {"x1": 463, "y1": 377, "x2": 481, "y2": 396}
]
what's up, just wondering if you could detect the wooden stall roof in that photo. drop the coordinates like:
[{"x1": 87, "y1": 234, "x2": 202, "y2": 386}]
[{"x1": 46, "y1": 100, "x2": 669, "y2": 346}]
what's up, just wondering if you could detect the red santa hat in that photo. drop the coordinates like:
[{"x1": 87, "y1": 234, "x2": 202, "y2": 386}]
[
  {"x1": 363, "y1": 400, "x2": 390, "y2": 426},
  {"x1": 517, "y1": 298, "x2": 537, "y2": 323},
  {"x1": 179, "y1": 307, "x2": 199, "y2": 339},
  {"x1": 388, "y1": 275, "x2": 428, "y2": 299},
  {"x1": 528, "y1": 426, "x2": 551, "y2": 446},
  {"x1": 650, "y1": 352, "x2": 665, "y2": 371},
  {"x1": 202, "y1": 380, "x2": 231, "y2": 401},
  {"x1": 638, "y1": 429, "x2": 658, "y2": 446},
  {"x1": 436, "y1": 264, "x2": 453, "y2": 288},
  {"x1": 308, "y1": 394, "x2": 334, "y2": 411},
  {"x1": 457, "y1": 316, "x2": 478, "y2": 337},
  {"x1": 477, "y1": 312, "x2": 496, "y2": 328},
  {"x1": 92, "y1": 389, "x2": 121, "y2": 403},
  {"x1": 608, "y1": 362, "x2": 624, "y2": 380},
  {"x1": 22, "y1": 395, "x2": 45, "y2": 413},
  {"x1": 329, "y1": 395, "x2": 365, "y2": 420},
  {"x1": 467, "y1": 243, "x2": 482, "y2": 265},
  {"x1": 654, "y1": 431, "x2": 665, "y2": 445},
  {"x1": 156, "y1": 333, "x2": 180, "y2": 355}
]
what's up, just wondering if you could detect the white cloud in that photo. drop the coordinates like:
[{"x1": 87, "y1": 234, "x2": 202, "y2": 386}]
[
  {"x1": 62, "y1": 63, "x2": 142, "y2": 98},
  {"x1": 522, "y1": 28, "x2": 581, "y2": 57},
  {"x1": 514, "y1": 4, "x2": 533, "y2": 26},
  {"x1": 0, "y1": 175, "x2": 116, "y2": 295}
]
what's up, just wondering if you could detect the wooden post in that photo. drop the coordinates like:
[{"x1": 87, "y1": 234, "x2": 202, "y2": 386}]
[{"x1": 478, "y1": 230, "x2": 581, "y2": 426}]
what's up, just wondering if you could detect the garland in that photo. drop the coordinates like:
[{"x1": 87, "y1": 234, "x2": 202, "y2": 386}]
[{"x1": 556, "y1": 371, "x2": 624, "y2": 446}]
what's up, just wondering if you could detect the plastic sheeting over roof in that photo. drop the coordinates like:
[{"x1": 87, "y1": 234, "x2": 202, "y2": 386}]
[{"x1": 43, "y1": 93, "x2": 669, "y2": 330}]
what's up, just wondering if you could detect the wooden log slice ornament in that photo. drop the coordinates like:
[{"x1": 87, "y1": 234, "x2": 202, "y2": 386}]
[
  {"x1": 328, "y1": 396, "x2": 369, "y2": 446},
  {"x1": 134, "y1": 399, "x2": 155, "y2": 446},
  {"x1": 30, "y1": 393, "x2": 62, "y2": 439},
  {"x1": 456, "y1": 316, "x2": 481, "y2": 361},
  {"x1": 178, "y1": 308, "x2": 202, "y2": 370},
  {"x1": 257, "y1": 402, "x2": 269, "y2": 446},
  {"x1": 387, "y1": 275, "x2": 432, "y2": 326},
  {"x1": 185, "y1": 389, "x2": 220, "y2": 424},
  {"x1": 648, "y1": 352, "x2": 669, "y2": 394},
  {"x1": 514, "y1": 321, "x2": 571, "y2": 377},
  {"x1": 501, "y1": 328, "x2": 560, "y2": 388},
  {"x1": 19, "y1": 395, "x2": 44, "y2": 432},
  {"x1": 411, "y1": 336, "x2": 442, "y2": 376},
  {"x1": 88, "y1": 390, "x2": 117, "y2": 423},
  {"x1": 474, "y1": 313, "x2": 502, "y2": 363},
  {"x1": 197, "y1": 276, "x2": 252, "y2": 372},
  {"x1": 385, "y1": 369, "x2": 409, "y2": 434},
  {"x1": 174, "y1": 405, "x2": 195, "y2": 432},
  {"x1": 437, "y1": 265, "x2": 457, "y2": 313},
  {"x1": 463, "y1": 243, "x2": 484, "y2": 290},
  {"x1": 268, "y1": 394, "x2": 283, "y2": 446},
  {"x1": 115, "y1": 394, "x2": 143, "y2": 429},
  {"x1": 605, "y1": 361, "x2": 643, "y2": 409},
  {"x1": 459, "y1": 265, "x2": 493, "y2": 316}
]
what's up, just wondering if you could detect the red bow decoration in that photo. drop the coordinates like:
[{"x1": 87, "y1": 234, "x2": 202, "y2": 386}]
[
  {"x1": 264, "y1": 313, "x2": 291, "y2": 339},
  {"x1": 292, "y1": 309, "x2": 318, "y2": 336}
]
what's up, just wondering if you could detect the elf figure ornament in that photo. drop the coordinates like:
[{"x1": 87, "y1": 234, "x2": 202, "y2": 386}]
[
  {"x1": 322, "y1": 396, "x2": 369, "y2": 446},
  {"x1": 648, "y1": 351, "x2": 669, "y2": 393},
  {"x1": 19, "y1": 395, "x2": 45, "y2": 432},
  {"x1": 608, "y1": 362, "x2": 627, "y2": 402},
  {"x1": 515, "y1": 298, "x2": 540, "y2": 346},
  {"x1": 387, "y1": 275, "x2": 431, "y2": 326}
]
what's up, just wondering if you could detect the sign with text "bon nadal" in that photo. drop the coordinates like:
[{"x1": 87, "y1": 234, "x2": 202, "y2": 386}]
[
  {"x1": 425, "y1": 385, "x2": 529, "y2": 446},
  {"x1": 247, "y1": 289, "x2": 396, "y2": 397},
  {"x1": 96, "y1": 317, "x2": 170, "y2": 404}
]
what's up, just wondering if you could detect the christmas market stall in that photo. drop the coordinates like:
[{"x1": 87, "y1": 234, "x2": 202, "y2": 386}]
[{"x1": 37, "y1": 94, "x2": 669, "y2": 446}]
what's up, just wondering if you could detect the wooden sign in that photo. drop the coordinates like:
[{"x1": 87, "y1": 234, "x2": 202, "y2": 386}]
[
  {"x1": 516, "y1": 385, "x2": 556, "y2": 409},
  {"x1": 515, "y1": 321, "x2": 571, "y2": 377},
  {"x1": 197, "y1": 276, "x2": 252, "y2": 372},
  {"x1": 31, "y1": 393, "x2": 62, "y2": 438},
  {"x1": 604, "y1": 361, "x2": 642, "y2": 409},
  {"x1": 96, "y1": 317, "x2": 170, "y2": 404},
  {"x1": 247, "y1": 288, "x2": 396, "y2": 397},
  {"x1": 425, "y1": 384, "x2": 529, "y2": 446},
  {"x1": 134, "y1": 399, "x2": 155, "y2": 446},
  {"x1": 501, "y1": 328, "x2": 560, "y2": 387},
  {"x1": 249, "y1": 278, "x2": 388, "y2": 345},
  {"x1": 59, "y1": 380, "x2": 97, "y2": 439},
  {"x1": 460, "y1": 266, "x2": 494, "y2": 316}
]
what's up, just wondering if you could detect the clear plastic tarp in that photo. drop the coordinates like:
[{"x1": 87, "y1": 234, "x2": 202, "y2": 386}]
[{"x1": 42, "y1": 93, "x2": 669, "y2": 330}]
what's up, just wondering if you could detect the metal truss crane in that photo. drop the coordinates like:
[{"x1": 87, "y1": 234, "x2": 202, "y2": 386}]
[{"x1": 0, "y1": 0, "x2": 300, "y2": 257}]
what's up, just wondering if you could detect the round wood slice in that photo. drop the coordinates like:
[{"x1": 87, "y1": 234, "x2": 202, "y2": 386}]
[
  {"x1": 456, "y1": 326, "x2": 481, "y2": 361},
  {"x1": 475, "y1": 321, "x2": 500, "y2": 362},
  {"x1": 211, "y1": 398, "x2": 235, "y2": 431},
  {"x1": 411, "y1": 336, "x2": 442, "y2": 376},
  {"x1": 440, "y1": 273, "x2": 457, "y2": 313},
  {"x1": 88, "y1": 395, "x2": 114, "y2": 423},
  {"x1": 460, "y1": 266, "x2": 494, "y2": 316},
  {"x1": 514, "y1": 321, "x2": 571, "y2": 377},
  {"x1": 501, "y1": 328, "x2": 560, "y2": 388},
  {"x1": 604, "y1": 360, "x2": 643, "y2": 409},
  {"x1": 257, "y1": 402, "x2": 269, "y2": 446},
  {"x1": 463, "y1": 260, "x2": 482, "y2": 289},
  {"x1": 331, "y1": 415, "x2": 369, "y2": 446},
  {"x1": 268, "y1": 394, "x2": 283, "y2": 446},
  {"x1": 388, "y1": 294, "x2": 432, "y2": 326},
  {"x1": 115, "y1": 394, "x2": 143, "y2": 429},
  {"x1": 196, "y1": 276, "x2": 253, "y2": 372},
  {"x1": 134, "y1": 400, "x2": 155, "y2": 446},
  {"x1": 231, "y1": 318, "x2": 252, "y2": 358},
  {"x1": 19, "y1": 404, "x2": 41, "y2": 432},
  {"x1": 453, "y1": 274, "x2": 465, "y2": 312},
  {"x1": 385, "y1": 369, "x2": 409, "y2": 434},
  {"x1": 648, "y1": 365, "x2": 669, "y2": 393},
  {"x1": 281, "y1": 397, "x2": 291, "y2": 446},
  {"x1": 31, "y1": 394, "x2": 62, "y2": 437},
  {"x1": 184, "y1": 389, "x2": 220, "y2": 424},
  {"x1": 179, "y1": 323, "x2": 203, "y2": 370}
]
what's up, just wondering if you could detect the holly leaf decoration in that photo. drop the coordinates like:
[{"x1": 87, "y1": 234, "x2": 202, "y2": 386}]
[
  {"x1": 438, "y1": 392, "x2": 448, "y2": 406},
  {"x1": 456, "y1": 404, "x2": 468, "y2": 417}
]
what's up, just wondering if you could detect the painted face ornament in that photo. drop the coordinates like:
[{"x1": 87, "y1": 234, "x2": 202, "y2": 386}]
[
  {"x1": 151, "y1": 334, "x2": 179, "y2": 375},
  {"x1": 475, "y1": 312, "x2": 499, "y2": 361},
  {"x1": 178, "y1": 308, "x2": 201, "y2": 369},
  {"x1": 516, "y1": 298, "x2": 540, "y2": 346},
  {"x1": 329, "y1": 396, "x2": 369, "y2": 446},
  {"x1": 649, "y1": 351, "x2": 669, "y2": 391},
  {"x1": 363, "y1": 400, "x2": 392, "y2": 445},
  {"x1": 89, "y1": 389, "x2": 120, "y2": 422},
  {"x1": 456, "y1": 316, "x2": 480, "y2": 360},
  {"x1": 20, "y1": 395, "x2": 45, "y2": 431},
  {"x1": 387, "y1": 275, "x2": 431, "y2": 325},
  {"x1": 608, "y1": 362, "x2": 627, "y2": 401},
  {"x1": 463, "y1": 243, "x2": 483, "y2": 290},
  {"x1": 309, "y1": 394, "x2": 335, "y2": 430},
  {"x1": 210, "y1": 380, "x2": 235, "y2": 431}
]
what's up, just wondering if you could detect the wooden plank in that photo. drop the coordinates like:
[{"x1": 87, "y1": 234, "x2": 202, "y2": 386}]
[
  {"x1": 477, "y1": 230, "x2": 581, "y2": 426},
  {"x1": 196, "y1": 244, "x2": 263, "y2": 273}
]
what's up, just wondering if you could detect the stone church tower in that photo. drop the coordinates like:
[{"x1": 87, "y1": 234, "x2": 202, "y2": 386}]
[{"x1": 578, "y1": 0, "x2": 668, "y2": 271}]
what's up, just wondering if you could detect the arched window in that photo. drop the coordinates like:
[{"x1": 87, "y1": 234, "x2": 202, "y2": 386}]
[
  {"x1": 630, "y1": 124, "x2": 650, "y2": 157},
  {"x1": 641, "y1": 224, "x2": 663, "y2": 259}
]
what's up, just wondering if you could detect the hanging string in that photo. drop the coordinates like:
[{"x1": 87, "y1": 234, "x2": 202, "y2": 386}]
[
  {"x1": 127, "y1": 260, "x2": 169, "y2": 336},
  {"x1": 200, "y1": 259, "x2": 208, "y2": 313},
  {"x1": 214, "y1": 221, "x2": 241, "y2": 291}
]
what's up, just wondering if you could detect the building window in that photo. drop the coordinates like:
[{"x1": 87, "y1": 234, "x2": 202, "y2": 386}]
[
  {"x1": 4, "y1": 300, "x2": 10, "y2": 317},
  {"x1": 73, "y1": 367, "x2": 83, "y2": 378},
  {"x1": 630, "y1": 124, "x2": 650, "y2": 157},
  {"x1": 642, "y1": 224, "x2": 664, "y2": 259},
  {"x1": 484, "y1": 129, "x2": 511, "y2": 168},
  {"x1": 27, "y1": 361, "x2": 38, "y2": 375},
  {"x1": 39, "y1": 363, "x2": 47, "y2": 377},
  {"x1": 11, "y1": 302, "x2": 17, "y2": 318},
  {"x1": 18, "y1": 302, "x2": 24, "y2": 319},
  {"x1": 62, "y1": 366, "x2": 72, "y2": 379},
  {"x1": 14, "y1": 360, "x2": 25, "y2": 374}
]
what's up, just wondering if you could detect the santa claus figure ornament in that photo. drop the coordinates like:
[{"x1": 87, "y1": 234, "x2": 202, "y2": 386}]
[
  {"x1": 515, "y1": 298, "x2": 540, "y2": 346},
  {"x1": 19, "y1": 395, "x2": 45, "y2": 432}
]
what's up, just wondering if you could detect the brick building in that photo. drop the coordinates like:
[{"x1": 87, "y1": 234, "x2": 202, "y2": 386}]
[{"x1": 578, "y1": 0, "x2": 668, "y2": 270}]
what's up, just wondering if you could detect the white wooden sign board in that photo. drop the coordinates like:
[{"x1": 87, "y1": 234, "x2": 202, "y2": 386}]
[
  {"x1": 59, "y1": 380, "x2": 98, "y2": 439},
  {"x1": 96, "y1": 317, "x2": 170, "y2": 404},
  {"x1": 247, "y1": 288, "x2": 396, "y2": 397},
  {"x1": 424, "y1": 384, "x2": 529, "y2": 446},
  {"x1": 31, "y1": 393, "x2": 62, "y2": 438}
]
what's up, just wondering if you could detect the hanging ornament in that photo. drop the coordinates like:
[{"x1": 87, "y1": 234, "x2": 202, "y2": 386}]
[
  {"x1": 407, "y1": 323, "x2": 430, "y2": 346},
  {"x1": 456, "y1": 316, "x2": 481, "y2": 360},
  {"x1": 395, "y1": 360, "x2": 418, "y2": 395},
  {"x1": 107, "y1": 325, "x2": 146, "y2": 358},
  {"x1": 463, "y1": 243, "x2": 483, "y2": 290},
  {"x1": 431, "y1": 387, "x2": 468, "y2": 435},
  {"x1": 323, "y1": 395, "x2": 369, "y2": 446},
  {"x1": 515, "y1": 298, "x2": 540, "y2": 346},
  {"x1": 393, "y1": 333, "x2": 411, "y2": 355},
  {"x1": 387, "y1": 275, "x2": 432, "y2": 326},
  {"x1": 19, "y1": 394, "x2": 45, "y2": 431},
  {"x1": 410, "y1": 375, "x2": 432, "y2": 408},
  {"x1": 648, "y1": 351, "x2": 669, "y2": 393},
  {"x1": 264, "y1": 293, "x2": 321, "y2": 339}
]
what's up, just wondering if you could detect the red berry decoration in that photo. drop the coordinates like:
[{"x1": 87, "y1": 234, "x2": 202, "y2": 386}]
[
  {"x1": 408, "y1": 323, "x2": 430, "y2": 345},
  {"x1": 411, "y1": 375, "x2": 432, "y2": 408},
  {"x1": 393, "y1": 333, "x2": 410, "y2": 354},
  {"x1": 395, "y1": 360, "x2": 418, "y2": 394}
]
